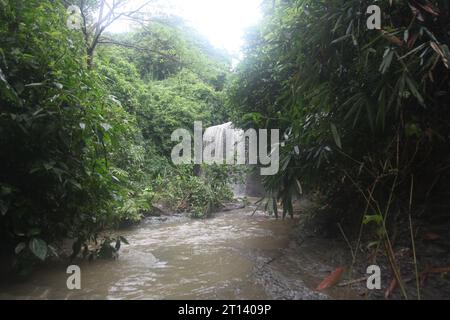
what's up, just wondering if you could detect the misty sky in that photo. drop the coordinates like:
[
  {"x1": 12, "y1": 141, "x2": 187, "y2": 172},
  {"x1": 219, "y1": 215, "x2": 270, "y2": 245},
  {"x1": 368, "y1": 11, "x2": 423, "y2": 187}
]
[{"x1": 107, "y1": 0, "x2": 263, "y2": 55}]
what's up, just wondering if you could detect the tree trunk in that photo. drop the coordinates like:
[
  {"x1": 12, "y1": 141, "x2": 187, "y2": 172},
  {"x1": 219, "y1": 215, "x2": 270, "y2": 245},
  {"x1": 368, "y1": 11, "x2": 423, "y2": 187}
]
[{"x1": 87, "y1": 46, "x2": 95, "y2": 69}]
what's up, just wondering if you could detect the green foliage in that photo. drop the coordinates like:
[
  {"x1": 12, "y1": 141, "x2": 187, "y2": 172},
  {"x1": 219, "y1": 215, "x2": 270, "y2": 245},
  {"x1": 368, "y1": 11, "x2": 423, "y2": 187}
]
[
  {"x1": 0, "y1": 0, "x2": 234, "y2": 274},
  {"x1": 117, "y1": 187, "x2": 155, "y2": 222},
  {"x1": 93, "y1": 236, "x2": 129, "y2": 260},
  {"x1": 0, "y1": 0, "x2": 126, "y2": 256},
  {"x1": 230, "y1": 0, "x2": 450, "y2": 233},
  {"x1": 120, "y1": 20, "x2": 231, "y2": 85},
  {"x1": 94, "y1": 24, "x2": 233, "y2": 221},
  {"x1": 156, "y1": 165, "x2": 234, "y2": 219},
  {"x1": 69, "y1": 235, "x2": 129, "y2": 261}
]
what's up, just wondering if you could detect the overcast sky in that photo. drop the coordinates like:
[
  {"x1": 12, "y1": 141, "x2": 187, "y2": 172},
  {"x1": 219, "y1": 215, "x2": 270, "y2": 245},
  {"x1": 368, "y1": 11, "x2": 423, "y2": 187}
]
[{"x1": 107, "y1": 0, "x2": 263, "y2": 56}]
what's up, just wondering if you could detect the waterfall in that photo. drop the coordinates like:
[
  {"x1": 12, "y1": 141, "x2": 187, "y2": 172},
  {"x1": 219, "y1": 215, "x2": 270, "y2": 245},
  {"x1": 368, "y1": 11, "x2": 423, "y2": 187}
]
[
  {"x1": 203, "y1": 122, "x2": 264, "y2": 198},
  {"x1": 203, "y1": 122, "x2": 243, "y2": 162}
]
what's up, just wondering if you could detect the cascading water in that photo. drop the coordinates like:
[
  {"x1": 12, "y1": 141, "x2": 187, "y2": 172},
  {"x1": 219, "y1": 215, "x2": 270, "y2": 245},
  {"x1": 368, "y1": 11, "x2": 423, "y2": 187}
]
[
  {"x1": 203, "y1": 122, "x2": 264, "y2": 198},
  {"x1": 203, "y1": 122, "x2": 241, "y2": 161},
  {"x1": 203, "y1": 122, "x2": 244, "y2": 198}
]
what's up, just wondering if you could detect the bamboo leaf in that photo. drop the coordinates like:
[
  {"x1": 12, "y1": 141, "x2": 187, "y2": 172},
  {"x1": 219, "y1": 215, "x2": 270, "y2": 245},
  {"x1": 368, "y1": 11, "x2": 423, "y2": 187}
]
[{"x1": 331, "y1": 123, "x2": 342, "y2": 149}]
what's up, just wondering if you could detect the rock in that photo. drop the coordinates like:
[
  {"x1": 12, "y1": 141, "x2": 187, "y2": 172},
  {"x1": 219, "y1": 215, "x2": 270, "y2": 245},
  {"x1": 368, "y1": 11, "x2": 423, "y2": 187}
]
[
  {"x1": 118, "y1": 219, "x2": 139, "y2": 229},
  {"x1": 221, "y1": 202, "x2": 246, "y2": 212},
  {"x1": 146, "y1": 210, "x2": 162, "y2": 217},
  {"x1": 151, "y1": 202, "x2": 172, "y2": 216}
]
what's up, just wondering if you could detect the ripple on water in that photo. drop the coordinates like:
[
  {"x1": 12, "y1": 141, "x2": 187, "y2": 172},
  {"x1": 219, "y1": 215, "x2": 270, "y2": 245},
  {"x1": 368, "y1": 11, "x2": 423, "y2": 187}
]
[{"x1": 0, "y1": 209, "x2": 296, "y2": 300}]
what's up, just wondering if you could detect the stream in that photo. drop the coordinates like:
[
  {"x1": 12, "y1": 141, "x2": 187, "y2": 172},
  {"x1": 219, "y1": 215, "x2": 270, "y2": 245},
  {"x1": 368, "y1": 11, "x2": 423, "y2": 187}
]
[{"x1": 0, "y1": 207, "x2": 358, "y2": 300}]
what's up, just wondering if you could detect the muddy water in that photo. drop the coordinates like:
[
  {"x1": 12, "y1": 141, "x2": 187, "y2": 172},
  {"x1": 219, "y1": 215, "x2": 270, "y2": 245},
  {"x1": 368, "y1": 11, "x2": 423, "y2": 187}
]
[
  {"x1": 0, "y1": 209, "x2": 306, "y2": 300},
  {"x1": 0, "y1": 210, "x2": 294, "y2": 299}
]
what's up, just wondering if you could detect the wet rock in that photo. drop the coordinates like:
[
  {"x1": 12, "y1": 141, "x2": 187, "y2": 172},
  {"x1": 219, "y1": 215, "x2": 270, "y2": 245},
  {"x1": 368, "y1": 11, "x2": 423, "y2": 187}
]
[
  {"x1": 220, "y1": 202, "x2": 246, "y2": 212},
  {"x1": 119, "y1": 219, "x2": 140, "y2": 229},
  {"x1": 151, "y1": 203, "x2": 171, "y2": 216},
  {"x1": 253, "y1": 260, "x2": 329, "y2": 300}
]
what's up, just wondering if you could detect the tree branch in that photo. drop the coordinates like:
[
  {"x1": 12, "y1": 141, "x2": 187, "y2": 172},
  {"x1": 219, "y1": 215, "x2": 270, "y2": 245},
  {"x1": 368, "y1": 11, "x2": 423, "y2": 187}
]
[{"x1": 97, "y1": 38, "x2": 183, "y2": 64}]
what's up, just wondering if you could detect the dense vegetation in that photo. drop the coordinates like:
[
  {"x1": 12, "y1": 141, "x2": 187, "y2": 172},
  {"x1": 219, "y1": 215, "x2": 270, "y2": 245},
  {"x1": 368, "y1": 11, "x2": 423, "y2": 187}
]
[
  {"x1": 1, "y1": 0, "x2": 449, "y2": 294},
  {"x1": 230, "y1": 0, "x2": 449, "y2": 226},
  {"x1": 228, "y1": 0, "x2": 449, "y2": 295},
  {"x1": 0, "y1": 0, "x2": 233, "y2": 272}
]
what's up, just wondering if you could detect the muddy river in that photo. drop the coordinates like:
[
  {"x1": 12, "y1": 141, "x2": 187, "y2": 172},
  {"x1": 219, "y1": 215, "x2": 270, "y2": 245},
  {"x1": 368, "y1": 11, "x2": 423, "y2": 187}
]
[{"x1": 0, "y1": 208, "x2": 357, "y2": 300}]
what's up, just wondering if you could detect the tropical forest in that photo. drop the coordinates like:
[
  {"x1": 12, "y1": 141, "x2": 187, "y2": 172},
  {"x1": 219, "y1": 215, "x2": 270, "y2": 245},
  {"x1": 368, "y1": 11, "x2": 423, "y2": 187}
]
[{"x1": 0, "y1": 0, "x2": 449, "y2": 301}]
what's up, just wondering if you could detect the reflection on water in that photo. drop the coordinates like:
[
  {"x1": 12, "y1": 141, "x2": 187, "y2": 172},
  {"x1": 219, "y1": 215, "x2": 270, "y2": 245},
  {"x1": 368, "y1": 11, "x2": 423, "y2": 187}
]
[{"x1": 0, "y1": 209, "x2": 297, "y2": 300}]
